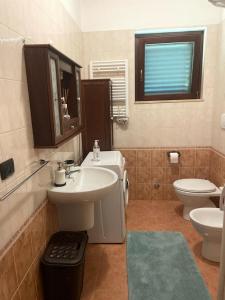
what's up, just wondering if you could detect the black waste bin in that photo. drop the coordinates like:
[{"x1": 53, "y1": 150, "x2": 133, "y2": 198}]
[{"x1": 41, "y1": 231, "x2": 88, "y2": 300}]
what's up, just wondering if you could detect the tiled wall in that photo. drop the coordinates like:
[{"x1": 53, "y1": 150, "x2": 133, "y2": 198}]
[
  {"x1": 210, "y1": 148, "x2": 225, "y2": 187},
  {"x1": 0, "y1": 2, "x2": 223, "y2": 298},
  {"x1": 82, "y1": 25, "x2": 218, "y2": 149},
  {"x1": 211, "y1": 17, "x2": 225, "y2": 155},
  {"x1": 0, "y1": 0, "x2": 82, "y2": 253},
  {"x1": 0, "y1": 200, "x2": 58, "y2": 300},
  {"x1": 120, "y1": 147, "x2": 211, "y2": 201},
  {"x1": 0, "y1": 146, "x2": 223, "y2": 300}
]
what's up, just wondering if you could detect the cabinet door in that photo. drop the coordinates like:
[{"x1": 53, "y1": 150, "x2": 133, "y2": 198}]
[
  {"x1": 108, "y1": 81, "x2": 114, "y2": 148},
  {"x1": 81, "y1": 79, "x2": 112, "y2": 156},
  {"x1": 59, "y1": 64, "x2": 82, "y2": 138},
  {"x1": 49, "y1": 52, "x2": 63, "y2": 143},
  {"x1": 24, "y1": 44, "x2": 82, "y2": 148}
]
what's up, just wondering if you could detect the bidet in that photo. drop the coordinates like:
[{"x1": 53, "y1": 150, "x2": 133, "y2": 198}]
[{"x1": 190, "y1": 208, "x2": 223, "y2": 262}]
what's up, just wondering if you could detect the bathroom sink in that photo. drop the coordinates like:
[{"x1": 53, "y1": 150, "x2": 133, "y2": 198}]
[
  {"x1": 47, "y1": 167, "x2": 118, "y2": 231},
  {"x1": 48, "y1": 167, "x2": 118, "y2": 204}
]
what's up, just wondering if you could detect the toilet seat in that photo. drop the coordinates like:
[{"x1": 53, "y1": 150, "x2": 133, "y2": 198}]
[{"x1": 173, "y1": 179, "x2": 216, "y2": 193}]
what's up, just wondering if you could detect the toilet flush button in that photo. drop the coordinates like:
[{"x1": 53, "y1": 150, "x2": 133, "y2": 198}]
[{"x1": 220, "y1": 113, "x2": 225, "y2": 129}]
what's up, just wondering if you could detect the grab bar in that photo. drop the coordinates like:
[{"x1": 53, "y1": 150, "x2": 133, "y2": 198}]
[{"x1": 0, "y1": 159, "x2": 49, "y2": 202}]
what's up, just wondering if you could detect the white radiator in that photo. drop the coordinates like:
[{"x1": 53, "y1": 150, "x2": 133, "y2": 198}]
[{"x1": 89, "y1": 60, "x2": 129, "y2": 123}]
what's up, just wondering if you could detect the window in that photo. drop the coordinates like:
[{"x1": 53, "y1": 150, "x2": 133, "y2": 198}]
[{"x1": 135, "y1": 31, "x2": 204, "y2": 101}]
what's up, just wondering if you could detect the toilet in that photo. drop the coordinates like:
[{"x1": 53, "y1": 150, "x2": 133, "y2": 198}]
[
  {"x1": 190, "y1": 208, "x2": 223, "y2": 262},
  {"x1": 173, "y1": 179, "x2": 221, "y2": 220}
]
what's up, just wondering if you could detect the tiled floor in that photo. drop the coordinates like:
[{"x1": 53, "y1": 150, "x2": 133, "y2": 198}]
[{"x1": 81, "y1": 201, "x2": 219, "y2": 300}]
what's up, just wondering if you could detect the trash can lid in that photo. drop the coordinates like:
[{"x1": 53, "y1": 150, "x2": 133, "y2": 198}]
[{"x1": 41, "y1": 231, "x2": 88, "y2": 266}]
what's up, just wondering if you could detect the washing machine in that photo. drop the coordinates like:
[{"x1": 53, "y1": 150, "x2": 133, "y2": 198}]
[{"x1": 81, "y1": 151, "x2": 128, "y2": 243}]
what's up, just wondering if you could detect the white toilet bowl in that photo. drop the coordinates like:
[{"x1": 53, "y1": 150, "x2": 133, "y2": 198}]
[
  {"x1": 173, "y1": 179, "x2": 221, "y2": 220},
  {"x1": 190, "y1": 208, "x2": 223, "y2": 262}
]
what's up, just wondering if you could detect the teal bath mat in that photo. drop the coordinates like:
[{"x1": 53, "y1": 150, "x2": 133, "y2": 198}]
[{"x1": 127, "y1": 232, "x2": 211, "y2": 300}]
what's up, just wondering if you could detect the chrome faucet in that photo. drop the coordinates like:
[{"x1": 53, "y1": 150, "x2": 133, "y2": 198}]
[
  {"x1": 66, "y1": 168, "x2": 80, "y2": 178},
  {"x1": 63, "y1": 160, "x2": 80, "y2": 178}
]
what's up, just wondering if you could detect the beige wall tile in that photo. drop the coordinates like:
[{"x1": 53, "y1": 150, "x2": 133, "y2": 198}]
[
  {"x1": 121, "y1": 150, "x2": 137, "y2": 168},
  {"x1": 196, "y1": 149, "x2": 210, "y2": 168},
  {"x1": 128, "y1": 183, "x2": 136, "y2": 201},
  {"x1": 32, "y1": 257, "x2": 44, "y2": 300},
  {"x1": 163, "y1": 184, "x2": 179, "y2": 201},
  {"x1": 12, "y1": 291, "x2": 21, "y2": 300},
  {"x1": 180, "y1": 149, "x2": 195, "y2": 167},
  {"x1": 151, "y1": 150, "x2": 166, "y2": 167},
  {"x1": 151, "y1": 168, "x2": 165, "y2": 184},
  {"x1": 210, "y1": 150, "x2": 221, "y2": 171},
  {"x1": 0, "y1": 248, "x2": 18, "y2": 300},
  {"x1": 82, "y1": 25, "x2": 218, "y2": 149},
  {"x1": 136, "y1": 167, "x2": 150, "y2": 183},
  {"x1": 19, "y1": 268, "x2": 37, "y2": 300},
  {"x1": 0, "y1": 0, "x2": 82, "y2": 253},
  {"x1": 220, "y1": 156, "x2": 225, "y2": 181},
  {"x1": 180, "y1": 167, "x2": 195, "y2": 179},
  {"x1": 46, "y1": 203, "x2": 59, "y2": 239},
  {"x1": 151, "y1": 184, "x2": 164, "y2": 201},
  {"x1": 126, "y1": 167, "x2": 136, "y2": 184},
  {"x1": 30, "y1": 209, "x2": 47, "y2": 258},
  {"x1": 0, "y1": 201, "x2": 58, "y2": 300},
  {"x1": 13, "y1": 229, "x2": 33, "y2": 283},
  {"x1": 136, "y1": 150, "x2": 151, "y2": 168},
  {"x1": 136, "y1": 183, "x2": 151, "y2": 200},
  {"x1": 165, "y1": 166, "x2": 180, "y2": 184},
  {"x1": 122, "y1": 147, "x2": 215, "y2": 200},
  {"x1": 195, "y1": 167, "x2": 210, "y2": 179},
  {"x1": 211, "y1": 20, "x2": 225, "y2": 155}
]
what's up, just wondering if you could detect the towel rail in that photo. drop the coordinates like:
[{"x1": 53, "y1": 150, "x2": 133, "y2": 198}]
[
  {"x1": 0, "y1": 159, "x2": 49, "y2": 202},
  {"x1": 90, "y1": 59, "x2": 129, "y2": 121}
]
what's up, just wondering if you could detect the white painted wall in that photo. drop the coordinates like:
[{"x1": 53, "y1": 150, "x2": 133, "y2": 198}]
[{"x1": 81, "y1": 0, "x2": 222, "y2": 32}]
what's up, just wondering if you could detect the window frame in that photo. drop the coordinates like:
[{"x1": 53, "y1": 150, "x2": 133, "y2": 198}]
[{"x1": 135, "y1": 31, "x2": 204, "y2": 102}]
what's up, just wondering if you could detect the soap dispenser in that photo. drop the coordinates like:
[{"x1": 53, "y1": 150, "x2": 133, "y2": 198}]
[
  {"x1": 93, "y1": 140, "x2": 100, "y2": 161},
  {"x1": 54, "y1": 162, "x2": 66, "y2": 187}
]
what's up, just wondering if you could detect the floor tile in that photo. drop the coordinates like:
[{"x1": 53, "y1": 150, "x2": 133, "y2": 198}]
[{"x1": 81, "y1": 200, "x2": 219, "y2": 300}]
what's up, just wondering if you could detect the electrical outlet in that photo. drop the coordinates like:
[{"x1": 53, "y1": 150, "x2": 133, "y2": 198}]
[{"x1": 0, "y1": 158, "x2": 15, "y2": 180}]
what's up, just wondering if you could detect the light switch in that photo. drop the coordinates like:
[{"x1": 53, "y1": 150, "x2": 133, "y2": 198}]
[
  {"x1": 0, "y1": 158, "x2": 14, "y2": 180},
  {"x1": 221, "y1": 113, "x2": 225, "y2": 129}
]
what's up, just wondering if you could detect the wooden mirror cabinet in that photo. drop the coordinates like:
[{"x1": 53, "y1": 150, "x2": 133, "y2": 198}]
[{"x1": 24, "y1": 44, "x2": 82, "y2": 148}]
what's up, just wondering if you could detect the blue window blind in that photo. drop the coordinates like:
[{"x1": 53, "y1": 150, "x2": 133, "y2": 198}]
[{"x1": 144, "y1": 42, "x2": 194, "y2": 95}]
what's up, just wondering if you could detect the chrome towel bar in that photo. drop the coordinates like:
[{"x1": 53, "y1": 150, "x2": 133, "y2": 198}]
[{"x1": 0, "y1": 159, "x2": 49, "y2": 202}]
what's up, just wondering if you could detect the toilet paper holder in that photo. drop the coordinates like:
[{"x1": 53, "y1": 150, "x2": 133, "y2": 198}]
[{"x1": 167, "y1": 151, "x2": 181, "y2": 158}]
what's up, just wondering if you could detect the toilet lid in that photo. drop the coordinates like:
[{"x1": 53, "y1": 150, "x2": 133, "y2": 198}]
[{"x1": 173, "y1": 179, "x2": 216, "y2": 193}]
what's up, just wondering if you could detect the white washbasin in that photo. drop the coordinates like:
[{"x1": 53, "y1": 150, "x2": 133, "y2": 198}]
[
  {"x1": 47, "y1": 167, "x2": 118, "y2": 231},
  {"x1": 48, "y1": 166, "x2": 118, "y2": 204}
]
